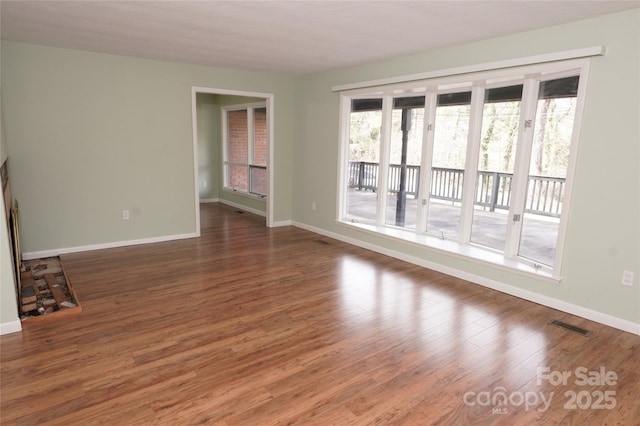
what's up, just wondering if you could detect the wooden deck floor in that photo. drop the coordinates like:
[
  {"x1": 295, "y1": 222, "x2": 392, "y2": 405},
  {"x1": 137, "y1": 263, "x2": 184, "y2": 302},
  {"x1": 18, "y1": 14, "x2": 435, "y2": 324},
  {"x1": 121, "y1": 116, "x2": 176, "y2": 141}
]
[
  {"x1": 1, "y1": 203, "x2": 638, "y2": 424},
  {"x1": 347, "y1": 189, "x2": 559, "y2": 266}
]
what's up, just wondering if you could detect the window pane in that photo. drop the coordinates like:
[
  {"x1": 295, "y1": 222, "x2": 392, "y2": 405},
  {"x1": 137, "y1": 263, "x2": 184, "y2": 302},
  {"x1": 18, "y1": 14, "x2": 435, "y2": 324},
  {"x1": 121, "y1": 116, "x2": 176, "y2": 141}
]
[
  {"x1": 228, "y1": 110, "x2": 248, "y2": 163},
  {"x1": 250, "y1": 166, "x2": 267, "y2": 196},
  {"x1": 229, "y1": 164, "x2": 248, "y2": 191},
  {"x1": 426, "y1": 92, "x2": 471, "y2": 238},
  {"x1": 253, "y1": 107, "x2": 267, "y2": 167},
  {"x1": 470, "y1": 85, "x2": 522, "y2": 251},
  {"x1": 385, "y1": 98, "x2": 424, "y2": 229},
  {"x1": 346, "y1": 100, "x2": 382, "y2": 223},
  {"x1": 519, "y1": 77, "x2": 578, "y2": 266}
]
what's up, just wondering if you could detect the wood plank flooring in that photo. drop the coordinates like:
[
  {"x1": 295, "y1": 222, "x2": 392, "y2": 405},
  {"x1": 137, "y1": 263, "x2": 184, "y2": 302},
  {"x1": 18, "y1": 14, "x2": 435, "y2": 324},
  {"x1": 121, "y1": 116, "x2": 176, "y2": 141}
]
[{"x1": 1, "y1": 203, "x2": 639, "y2": 425}]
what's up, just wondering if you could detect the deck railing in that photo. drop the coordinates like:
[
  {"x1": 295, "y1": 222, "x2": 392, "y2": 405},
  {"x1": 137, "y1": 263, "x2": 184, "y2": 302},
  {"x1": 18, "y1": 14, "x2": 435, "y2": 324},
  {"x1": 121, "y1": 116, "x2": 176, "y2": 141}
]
[{"x1": 348, "y1": 162, "x2": 565, "y2": 217}]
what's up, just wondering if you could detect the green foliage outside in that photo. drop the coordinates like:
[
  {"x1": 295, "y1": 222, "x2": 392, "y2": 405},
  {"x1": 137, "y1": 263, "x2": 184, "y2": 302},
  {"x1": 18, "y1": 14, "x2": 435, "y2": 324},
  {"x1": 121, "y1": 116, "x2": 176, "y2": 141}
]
[{"x1": 349, "y1": 97, "x2": 576, "y2": 179}]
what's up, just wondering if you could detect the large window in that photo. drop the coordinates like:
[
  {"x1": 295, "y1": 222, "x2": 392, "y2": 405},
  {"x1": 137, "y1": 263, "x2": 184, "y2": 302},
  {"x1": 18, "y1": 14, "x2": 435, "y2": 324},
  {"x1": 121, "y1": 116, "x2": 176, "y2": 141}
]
[
  {"x1": 222, "y1": 103, "x2": 267, "y2": 197},
  {"x1": 339, "y1": 60, "x2": 587, "y2": 279}
]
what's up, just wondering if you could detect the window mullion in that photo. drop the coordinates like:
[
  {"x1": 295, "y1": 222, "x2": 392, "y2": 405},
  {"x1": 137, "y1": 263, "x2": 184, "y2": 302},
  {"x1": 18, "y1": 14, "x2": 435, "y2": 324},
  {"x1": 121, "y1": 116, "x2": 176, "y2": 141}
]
[
  {"x1": 505, "y1": 78, "x2": 539, "y2": 258},
  {"x1": 248, "y1": 107, "x2": 254, "y2": 164},
  {"x1": 247, "y1": 108, "x2": 254, "y2": 193},
  {"x1": 459, "y1": 85, "x2": 485, "y2": 244},
  {"x1": 376, "y1": 95, "x2": 393, "y2": 226},
  {"x1": 222, "y1": 109, "x2": 230, "y2": 187},
  {"x1": 416, "y1": 91, "x2": 437, "y2": 233}
]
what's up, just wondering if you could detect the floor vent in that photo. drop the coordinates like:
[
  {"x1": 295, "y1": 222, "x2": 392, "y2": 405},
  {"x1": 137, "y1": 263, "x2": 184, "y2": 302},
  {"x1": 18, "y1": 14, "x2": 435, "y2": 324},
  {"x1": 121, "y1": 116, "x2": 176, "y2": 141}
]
[
  {"x1": 313, "y1": 239, "x2": 330, "y2": 245},
  {"x1": 549, "y1": 320, "x2": 591, "y2": 336}
]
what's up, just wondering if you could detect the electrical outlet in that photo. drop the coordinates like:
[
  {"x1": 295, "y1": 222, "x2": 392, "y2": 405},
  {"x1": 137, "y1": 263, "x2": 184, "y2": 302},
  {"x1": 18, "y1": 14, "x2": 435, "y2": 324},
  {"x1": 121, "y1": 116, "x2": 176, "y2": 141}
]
[
  {"x1": 122, "y1": 209, "x2": 130, "y2": 220},
  {"x1": 311, "y1": 201, "x2": 317, "y2": 211},
  {"x1": 622, "y1": 270, "x2": 634, "y2": 287}
]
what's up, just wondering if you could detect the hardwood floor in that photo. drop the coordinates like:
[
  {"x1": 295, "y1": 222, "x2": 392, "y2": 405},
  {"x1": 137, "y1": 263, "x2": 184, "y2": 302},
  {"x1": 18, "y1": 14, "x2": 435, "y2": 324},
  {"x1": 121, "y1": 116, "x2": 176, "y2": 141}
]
[{"x1": 1, "y1": 203, "x2": 638, "y2": 425}]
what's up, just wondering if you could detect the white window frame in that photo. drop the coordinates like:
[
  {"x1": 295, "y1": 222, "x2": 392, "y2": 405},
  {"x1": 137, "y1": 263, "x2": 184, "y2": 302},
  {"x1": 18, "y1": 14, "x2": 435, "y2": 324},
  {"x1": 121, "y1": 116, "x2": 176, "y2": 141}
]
[
  {"x1": 337, "y1": 58, "x2": 591, "y2": 281},
  {"x1": 222, "y1": 101, "x2": 268, "y2": 199}
]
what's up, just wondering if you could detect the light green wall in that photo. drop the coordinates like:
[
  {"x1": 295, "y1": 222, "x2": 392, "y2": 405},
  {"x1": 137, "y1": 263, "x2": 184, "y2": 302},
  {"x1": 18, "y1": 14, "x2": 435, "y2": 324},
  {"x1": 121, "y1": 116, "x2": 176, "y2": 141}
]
[
  {"x1": 0, "y1": 50, "x2": 7, "y2": 164},
  {"x1": 1, "y1": 41, "x2": 294, "y2": 253},
  {"x1": 0, "y1": 91, "x2": 7, "y2": 164},
  {"x1": 216, "y1": 95, "x2": 265, "y2": 106},
  {"x1": 196, "y1": 93, "x2": 220, "y2": 200},
  {"x1": 292, "y1": 9, "x2": 640, "y2": 325}
]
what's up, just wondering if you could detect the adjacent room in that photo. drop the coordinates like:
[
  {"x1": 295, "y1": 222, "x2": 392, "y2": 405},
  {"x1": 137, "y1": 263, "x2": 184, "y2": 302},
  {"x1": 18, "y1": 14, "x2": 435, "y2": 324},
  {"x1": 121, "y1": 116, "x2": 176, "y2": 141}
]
[{"x1": 1, "y1": 1, "x2": 638, "y2": 424}]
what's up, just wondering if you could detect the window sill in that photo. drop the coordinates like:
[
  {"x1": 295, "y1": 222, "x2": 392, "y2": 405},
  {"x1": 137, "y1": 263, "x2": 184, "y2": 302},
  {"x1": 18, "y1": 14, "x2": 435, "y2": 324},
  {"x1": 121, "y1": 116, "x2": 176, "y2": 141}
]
[
  {"x1": 222, "y1": 188, "x2": 267, "y2": 202},
  {"x1": 337, "y1": 220, "x2": 561, "y2": 284}
]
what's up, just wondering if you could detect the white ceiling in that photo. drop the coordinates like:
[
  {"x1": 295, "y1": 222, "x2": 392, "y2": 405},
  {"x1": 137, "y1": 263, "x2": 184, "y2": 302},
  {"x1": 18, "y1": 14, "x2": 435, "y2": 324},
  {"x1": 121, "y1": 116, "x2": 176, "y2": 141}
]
[{"x1": 1, "y1": 0, "x2": 638, "y2": 75}]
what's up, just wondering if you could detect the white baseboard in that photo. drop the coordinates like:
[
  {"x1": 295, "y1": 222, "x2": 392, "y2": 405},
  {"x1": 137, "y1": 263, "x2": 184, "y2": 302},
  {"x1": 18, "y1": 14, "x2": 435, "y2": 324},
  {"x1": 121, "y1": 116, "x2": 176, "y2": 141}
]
[
  {"x1": 199, "y1": 198, "x2": 220, "y2": 203},
  {"x1": 0, "y1": 320, "x2": 22, "y2": 335},
  {"x1": 292, "y1": 221, "x2": 640, "y2": 336},
  {"x1": 218, "y1": 199, "x2": 266, "y2": 217},
  {"x1": 22, "y1": 232, "x2": 198, "y2": 260},
  {"x1": 270, "y1": 220, "x2": 293, "y2": 227}
]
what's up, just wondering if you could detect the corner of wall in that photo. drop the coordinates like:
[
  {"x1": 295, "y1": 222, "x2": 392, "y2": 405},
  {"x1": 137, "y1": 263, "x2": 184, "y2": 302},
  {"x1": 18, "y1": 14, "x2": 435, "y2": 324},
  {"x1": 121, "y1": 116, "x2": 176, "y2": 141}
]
[
  {"x1": 0, "y1": 80, "x2": 22, "y2": 334},
  {"x1": 0, "y1": 170, "x2": 21, "y2": 334}
]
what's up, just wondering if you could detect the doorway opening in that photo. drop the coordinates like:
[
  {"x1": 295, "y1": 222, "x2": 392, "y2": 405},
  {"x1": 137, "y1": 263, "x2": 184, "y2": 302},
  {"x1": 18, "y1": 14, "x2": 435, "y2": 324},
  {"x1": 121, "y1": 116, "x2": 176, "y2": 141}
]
[{"x1": 191, "y1": 87, "x2": 275, "y2": 234}]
